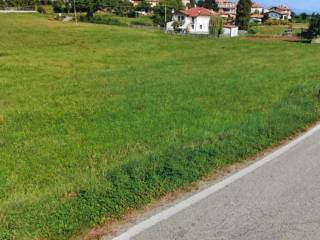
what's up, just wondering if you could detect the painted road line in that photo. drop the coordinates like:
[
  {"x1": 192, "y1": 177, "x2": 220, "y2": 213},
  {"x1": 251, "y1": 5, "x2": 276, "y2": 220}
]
[{"x1": 109, "y1": 123, "x2": 320, "y2": 240}]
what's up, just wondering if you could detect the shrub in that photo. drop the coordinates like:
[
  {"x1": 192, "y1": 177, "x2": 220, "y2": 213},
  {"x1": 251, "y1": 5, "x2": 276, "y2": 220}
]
[
  {"x1": 79, "y1": 15, "x2": 124, "y2": 26},
  {"x1": 307, "y1": 15, "x2": 320, "y2": 38},
  {"x1": 248, "y1": 28, "x2": 257, "y2": 35},
  {"x1": 130, "y1": 20, "x2": 152, "y2": 26},
  {"x1": 127, "y1": 9, "x2": 136, "y2": 18},
  {"x1": 209, "y1": 16, "x2": 224, "y2": 37},
  {"x1": 52, "y1": 0, "x2": 64, "y2": 13},
  {"x1": 37, "y1": 6, "x2": 46, "y2": 14},
  {"x1": 172, "y1": 21, "x2": 180, "y2": 32}
]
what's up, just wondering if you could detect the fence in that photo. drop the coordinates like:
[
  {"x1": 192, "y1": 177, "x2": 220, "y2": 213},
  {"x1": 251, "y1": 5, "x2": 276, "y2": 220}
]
[{"x1": 0, "y1": 6, "x2": 36, "y2": 13}]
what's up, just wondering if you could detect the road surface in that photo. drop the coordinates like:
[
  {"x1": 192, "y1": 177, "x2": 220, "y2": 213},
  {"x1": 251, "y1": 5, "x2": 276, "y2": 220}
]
[{"x1": 110, "y1": 125, "x2": 320, "y2": 240}]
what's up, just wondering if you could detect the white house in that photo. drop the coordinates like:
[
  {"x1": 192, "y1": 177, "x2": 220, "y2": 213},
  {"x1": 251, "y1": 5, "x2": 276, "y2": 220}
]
[
  {"x1": 223, "y1": 25, "x2": 239, "y2": 37},
  {"x1": 266, "y1": 6, "x2": 292, "y2": 21},
  {"x1": 166, "y1": 7, "x2": 239, "y2": 37},
  {"x1": 167, "y1": 7, "x2": 219, "y2": 34},
  {"x1": 250, "y1": 14, "x2": 263, "y2": 24}
]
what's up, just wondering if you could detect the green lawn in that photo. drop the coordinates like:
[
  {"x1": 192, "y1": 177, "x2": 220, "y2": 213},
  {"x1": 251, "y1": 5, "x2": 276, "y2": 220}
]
[
  {"x1": 251, "y1": 23, "x2": 308, "y2": 36},
  {"x1": 103, "y1": 14, "x2": 153, "y2": 26},
  {"x1": 80, "y1": 13, "x2": 154, "y2": 27},
  {"x1": 1, "y1": 14, "x2": 320, "y2": 240}
]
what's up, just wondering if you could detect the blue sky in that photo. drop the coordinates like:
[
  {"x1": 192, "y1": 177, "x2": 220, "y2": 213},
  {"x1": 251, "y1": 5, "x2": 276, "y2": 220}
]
[{"x1": 256, "y1": 0, "x2": 320, "y2": 13}]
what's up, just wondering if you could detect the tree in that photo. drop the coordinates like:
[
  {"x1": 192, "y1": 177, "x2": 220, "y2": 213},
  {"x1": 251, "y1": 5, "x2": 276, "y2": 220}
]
[
  {"x1": 300, "y1": 12, "x2": 308, "y2": 21},
  {"x1": 84, "y1": 0, "x2": 103, "y2": 17},
  {"x1": 152, "y1": 0, "x2": 183, "y2": 27},
  {"x1": 307, "y1": 14, "x2": 320, "y2": 39},
  {"x1": 235, "y1": 0, "x2": 252, "y2": 30},
  {"x1": 197, "y1": 0, "x2": 204, "y2": 7},
  {"x1": 187, "y1": 0, "x2": 195, "y2": 8},
  {"x1": 203, "y1": 0, "x2": 218, "y2": 11},
  {"x1": 52, "y1": 0, "x2": 65, "y2": 13},
  {"x1": 135, "y1": 0, "x2": 152, "y2": 13},
  {"x1": 0, "y1": 0, "x2": 6, "y2": 7},
  {"x1": 209, "y1": 15, "x2": 224, "y2": 37},
  {"x1": 113, "y1": 0, "x2": 134, "y2": 17}
]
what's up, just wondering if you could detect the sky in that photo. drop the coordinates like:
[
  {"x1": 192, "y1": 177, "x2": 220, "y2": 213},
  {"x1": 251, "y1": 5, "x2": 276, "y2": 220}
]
[{"x1": 255, "y1": 0, "x2": 320, "y2": 13}]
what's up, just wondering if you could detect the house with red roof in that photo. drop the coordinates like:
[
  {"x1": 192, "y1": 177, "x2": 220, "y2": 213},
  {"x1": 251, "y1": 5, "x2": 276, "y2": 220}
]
[
  {"x1": 265, "y1": 5, "x2": 292, "y2": 21},
  {"x1": 166, "y1": 7, "x2": 238, "y2": 37},
  {"x1": 251, "y1": 2, "x2": 264, "y2": 14},
  {"x1": 250, "y1": 2, "x2": 264, "y2": 24}
]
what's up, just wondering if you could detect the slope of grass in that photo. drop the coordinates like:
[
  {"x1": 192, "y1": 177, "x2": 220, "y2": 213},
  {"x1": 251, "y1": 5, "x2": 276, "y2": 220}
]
[
  {"x1": 251, "y1": 23, "x2": 307, "y2": 36},
  {"x1": 0, "y1": 14, "x2": 320, "y2": 240},
  {"x1": 80, "y1": 14, "x2": 154, "y2": 27}
]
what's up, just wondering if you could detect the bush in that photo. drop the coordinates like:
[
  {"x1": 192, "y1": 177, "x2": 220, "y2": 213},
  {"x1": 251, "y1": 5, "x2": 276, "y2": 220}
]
[
  {"x1": 37, "y1": 6, "x2": 46, "y2": 14},
  {"x1": 307, "y1": 15, "x2": 320, "y2": 39},
  {"x1": 79, "y1": 15, "x2": 125, "y2": 26},
  {"x1": 52, "y1": 0, "x2": 64, "y2": 13},
  {"x1": 209, "y1": 16, "x2": 224, "y2": 37},
  {"x1": 248, "y1": 28, "x2": 257, "y2": 35},
  {"x1": 127, "y1": 9, "x2": 136, "y2": 18},
  {"x1": 130, "y1": 20, "x2": 152, "y2": 26}
]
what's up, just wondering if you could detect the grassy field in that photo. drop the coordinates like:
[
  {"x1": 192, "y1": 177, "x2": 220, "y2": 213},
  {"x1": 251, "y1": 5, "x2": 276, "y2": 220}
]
[
  {"x1": 1, "y1": 14, "x2": 320, "y2": 240},
  {"x1": 251, "y1": 23, "x2": 308, "y2": 36},
  {"x1": 80, "y1": 13, "x2": 154, "y2": 27}
]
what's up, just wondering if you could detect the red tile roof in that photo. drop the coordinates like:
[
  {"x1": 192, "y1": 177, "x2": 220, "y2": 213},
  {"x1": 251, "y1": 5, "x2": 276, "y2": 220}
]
[
  {"x1": 178, "y1": 7, "x2": 219, "y2": 17},
  {"x1": 251, "y1": 14, "x2": 263, "y2": 18},
  {"x1": 252, "y1": 3, "x2": 263, "y2": 8}
]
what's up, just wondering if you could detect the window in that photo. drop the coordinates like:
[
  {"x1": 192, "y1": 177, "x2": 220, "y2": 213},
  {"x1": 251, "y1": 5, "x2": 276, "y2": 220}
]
[
  {"x1": 191, "y1": 24, "x2": 194, "y2": 29},
  {"x1": 200, "y1": 24, "x2": 202, "y2": 29},
  {"x1": 192, "y1": 17, "x2": 195, "y2": 23}
]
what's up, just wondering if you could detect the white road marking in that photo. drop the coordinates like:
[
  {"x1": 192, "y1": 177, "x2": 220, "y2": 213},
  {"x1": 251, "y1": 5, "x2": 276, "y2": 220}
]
[{"x1": 109, "y1": 123, "x2": 320, "y2": 240}]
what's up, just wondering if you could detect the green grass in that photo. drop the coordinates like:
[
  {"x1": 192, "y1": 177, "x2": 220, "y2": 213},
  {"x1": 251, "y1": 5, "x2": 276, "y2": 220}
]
[
  {"x1": 251, "y1": 23, "x2": 308, "y2": 36},
  {"x1": 105, "y1": 14, "x2": 153, "y2": 26},
  {"x1": 81, "y1": 13, "x2": 154, "y2": 26},
  {"x1": 1, "y1": 14, "x2": 320, "y2": 240}
]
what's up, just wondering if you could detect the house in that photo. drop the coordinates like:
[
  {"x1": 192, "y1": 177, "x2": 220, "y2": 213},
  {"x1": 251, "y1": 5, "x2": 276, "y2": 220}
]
[
  {"x1": 223, "y1": 25, "x2": 239, "y2": 37},
  {"x1": 216, "y1": 0, "x2": 237, "y2": 18},
  {"x1": 251, "y1": 2, "x2": 264, "y2": 14},
  {"x1": 265, "y1": 5, "x2": 292, "y2": 21},
  {"x1": 131, "y1": 0, "x2": 159, "y2": 7},
  {"x1": 167, "y1": 7, "x2": 219, "y2": 34},
  {"x1": 250, "y1": 14, "x2": 263, "y2": 24},
  {"x1": 249, "y1": 2, "x2": 264, "y2": 23},
  {"x1": 166, "y1": 7, "x2": 239, "y2": 37},
  {"x1": 131, "y1": 0, "x2": 189, "y2": 7}
]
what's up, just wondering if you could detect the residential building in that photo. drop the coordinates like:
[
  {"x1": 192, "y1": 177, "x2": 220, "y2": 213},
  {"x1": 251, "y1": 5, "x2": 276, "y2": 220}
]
[
  {"x1": 132, "y1": 0, "x2": 189, "y2": 7},
  {"x1": 250, "y1": 14, "x2": 263, "y2": 24},
  {"x1": 216, "y1": 0, "x2": 237, "y2": 17},
  {"x1": 166, "y1": 7, "x2": 239, "y2": 37},
  {"x1": 131, "y1": 0, "x2": 160, "y2": 7},
  {"x1": 251, "y1": 2, "x2": 263, "y2": 14},
  {"x1": 250, "y1": 2, "x2": 264, "y2": 24},
  {"x1": 266, "y1": 5, "x2": 292, "y2": 21}
]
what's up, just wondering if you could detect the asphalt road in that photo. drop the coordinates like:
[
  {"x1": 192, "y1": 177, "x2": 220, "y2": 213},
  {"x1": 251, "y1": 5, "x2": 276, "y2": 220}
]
[{"x1": 110, "y1": 125, "x2": 320, "y2": 240}]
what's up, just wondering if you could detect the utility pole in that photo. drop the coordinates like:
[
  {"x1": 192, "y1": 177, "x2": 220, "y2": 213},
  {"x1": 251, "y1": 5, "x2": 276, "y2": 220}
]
[
  {"x1": 164, "y1": 4, "x2": 167, "y2": 27},
  {"x1": 73, "y1": 0, "x2": 78, "y2": 25}
]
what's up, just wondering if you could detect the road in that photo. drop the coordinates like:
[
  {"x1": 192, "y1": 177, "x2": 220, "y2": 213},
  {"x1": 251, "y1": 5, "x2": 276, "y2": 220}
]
[{"x1": 110, "y1": 125, "x2": 320, "y2": 240}]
